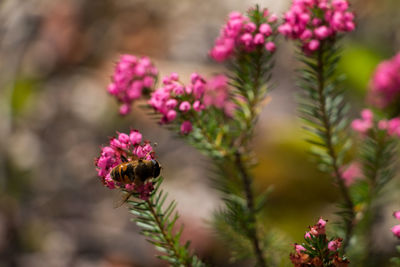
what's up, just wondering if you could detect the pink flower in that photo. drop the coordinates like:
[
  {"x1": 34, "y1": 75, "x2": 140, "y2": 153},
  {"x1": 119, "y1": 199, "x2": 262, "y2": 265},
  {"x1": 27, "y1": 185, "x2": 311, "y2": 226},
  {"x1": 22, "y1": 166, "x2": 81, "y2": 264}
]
[
  {"x1": 392, "y1": 225, "x2": 400, "y2": 238},
  {"x1": 181, "y1": 121, "x2": 193, "y2": 134},
  {"x1": 95, "y1": 130, "x2": 157, "y2": 199},
  {"x1": 394, "y1": 211, "x2": 400, "y2": 220},
  {"x1": 295, "y1": 244, "x2": 306, "y2": 254},
  {"x1": 179, "y1": 101, "x2": 191, "y2": 112},
  {"x1": 279, "y1": 0, "x2": 355, "y2": 53},
  {"x1": 253, "y1": 33, "x2": 265, "y2": 45},
  {"x1": 265, "y1": 42, "x2": 276, "y2": 52},
  {"x1": 309, "y1": 217, "x2": 327, "y2": 236},
  {"x1": 317, "y1": 217, "x2": 327, "y2": 228},
  {"x1": 328, "y1": 239, "x2": 342, "y2": 251},
  {"x1": 314, "y1": 26, "x2": 331, "y2": 39},
  {"x1": 341, "y1": 162, "x2": 362, "y2": 186},
  {"x1": 129, "y1": 130, "x2": 142, "y2": 145},
  {"x1": 210, "y1": 8, "x2": 278, "y2": 62},
  {"x1": 304, "y1": 232, "x2": 312, "y2": 239},
  {"x1": 351, "y1": 109, "x2": 374, "y2": 134},
  {"x1": 387, "y1": 117, "x2": 400, "y2": 137},
  {"x1": 108, "y1": 55, "x2": 158, "y2": 115},
  {"x1": 166, "y1": 109, "x2": 177, "y2": 121},
  {"x1": 307, "y1": 40, "x2": 320, "y2": 51},
  {"x1": 368, "y1": 52, "x2": 400, "y2": 108},
  {"x1": 259, "y1": 23, "x2": 272, "y2": 36}
]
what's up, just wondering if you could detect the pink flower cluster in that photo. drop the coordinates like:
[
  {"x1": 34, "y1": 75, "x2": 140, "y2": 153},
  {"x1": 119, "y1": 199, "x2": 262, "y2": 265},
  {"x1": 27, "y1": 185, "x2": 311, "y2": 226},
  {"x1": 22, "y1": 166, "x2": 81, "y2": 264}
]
[
  {"x1": 392, "y1": 211, "x2": 400, "y2": 238},
  {"x1": 368, "y1": 53, "x2": 400, "y2": 108},
  {"x1": 279, "y1": 0, "x2": 355, "y2": 53},
  {"x1": 377, "y1": 117, "x2": 400, "y2": 137},
  {"x1": 149, "y1": 73, "x2": 234, "y2": 134},
  {"x1": 209, "y1": 9, "x2": 277, "y2": 62},
  {"x1": 95, "y1": 130, "x2": 155, "y2": 200},
  {"x1": 291, "y1": 218, "x2": 348, "y2": 266},
  {"x1": 341, "y1": 162, "x2": 362, "y2": 186},
  {"x1": 351, "y1": 109, "x2": 373, "y2": 134},
  {"x1": 352, "y1": 109, "x2": 400, "y2": 138},
  {"x1": 108, "y1": 55, "x2": 158, "y2": 115},
  {"x1": 305, "y1": 217, "x2": 327, "y2": 238}
]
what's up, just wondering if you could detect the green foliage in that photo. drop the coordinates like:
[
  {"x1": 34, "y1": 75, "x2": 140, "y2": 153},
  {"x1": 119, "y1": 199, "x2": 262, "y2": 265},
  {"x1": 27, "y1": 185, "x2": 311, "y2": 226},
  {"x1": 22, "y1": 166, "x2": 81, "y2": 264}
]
[
  {"x1": 348, "y1": 128, "x2": 397, "y2": 265},
  {"x1": 128, "y1": 178, "x2": 205, "y2": 267},
  {"x1": 296, "y1": 39, "x2": 355, "y2": 251},
  {"x1": 391, "y1": 246, "x2": 400, "y2": 266}
]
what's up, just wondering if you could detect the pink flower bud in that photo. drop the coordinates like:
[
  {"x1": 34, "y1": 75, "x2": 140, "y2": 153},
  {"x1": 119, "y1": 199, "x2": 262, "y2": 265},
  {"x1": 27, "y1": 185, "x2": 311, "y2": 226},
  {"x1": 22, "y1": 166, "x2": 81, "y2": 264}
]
[
  {"x1": 170, "y1": 72, "x2": 179, "y2": 81},
  {"x1": 361, "y1": 109, "x2": 373, "y2": 121},
  {"x1": 143, "y1": 76, "x2": 155, "y2": 88},
  {"x1": 318, "y1": 218, "x2": 327, "y2": 228},
  {"x1": 295, "y1": 244, "x2": 306, "y2": 254},
  {"x1": 253, "y1": 33, "x2": 265, "y2": 45},
  {"x1": 180, "y1": 121, "x2": 193, "y2": 134},
  {"x1": 119, "y1": 104, "x2": 131, "y2": 115},
  {"x1": 245, "y1": 22, "x2": 257, "y2": 33},
  {"x1": 179, "y1": 101, "x2": 191, "y2": 112},
  {"x1": 307, "y1": 40, "x2": 320, "y2": 51},
  {"x1": 328, "y1": 239, "x2": 342, "y2": 251},
  {"x1": 268, "y1": 14, "x2": 278, "y2": 23},
  {"x1": 265, "y1": 42, "x2": 276, "y2": 52},
  {"x1": 378, "y1": 120, "x2": 388, "y2": 130},
  {"x1": 394, "y1": 211, "x2": 400, "y2": 220},
  {"x1": 166, "y1": 99, "x2": 178, "y2": 109},
  {"x1": 314, "y1": 26, "x2": 330, "y2": 39},
  {"x1": 166, "y1": 109, "x2": 177, "y2": 121},
  {"x1": 193, "y1": 100, "x2": 204, "y2": 112},
  {"x1": 392, "y1": 225, "x2": 400, "y2": 238},
  {"x1": 300, "y1": 29, "x2": 312, "y2": 40},
  {"x1": 259, "y1": 23, "x2": 272, "y2": 36},
  {"x1": 130, "y1": 130, "x2": 142, "y2": 145},
  {"x1": 240, "y1": 33, "x2": 253, "y2": 46},
  {"x1": 305, "y1": 232, "x2": 311, "y2": 239},
  {"x1": 118, "y1": 133, "x2": 130, "y2": 144}
]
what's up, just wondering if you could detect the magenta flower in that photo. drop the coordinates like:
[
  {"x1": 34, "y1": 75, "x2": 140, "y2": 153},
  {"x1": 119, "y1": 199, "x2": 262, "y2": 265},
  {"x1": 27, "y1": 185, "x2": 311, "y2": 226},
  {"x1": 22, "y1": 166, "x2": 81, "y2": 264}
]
[
  {"x1": 394, "y1": 211, "x2": 400, "y2": 220},
  {"x1": 148, "y1": 73, "x2": 207, "y2": 129},
  {"x1": 368, "y1": 53, "x2": 400, "y2": 108},
  {"x1": 328, "y1": 238, "x2": 342, "y2": 251},
  {"x1": 351, "y1": 109, "x2": 374, "y2": 134},
  {"x1": 180, "y1": 121, "x2": 193, "y2": 134},
  {"x1": 309, "y1": 217, "x2": 327, "y2": 236},
  {"x1": 294, "y1": 244, "x2": 306, "y2": 254},
  {"x1": 149, "y1": 73, "x2": 235, "y2": 134},
  {"x1": 209, "y1": 8, "x2": 278, "y2": 62},
  {"x1": 392, "y1": 225, "x2": 400, "y2": 238},
  {"x1": 203, "y1": 75, "x2": 235, "y2": 117},
  {"x1": 108, "y1": 55, "x2": 158, "y2": 115},
  {"x1": 95, "y1": 130, "x2": 156, "y2": 200},
  {"x1": 279, "y1": 0, "x2": 355, "y2": 53},
  {"x1": 341, "y1": 162, "x2": 362, "y2": 186}
]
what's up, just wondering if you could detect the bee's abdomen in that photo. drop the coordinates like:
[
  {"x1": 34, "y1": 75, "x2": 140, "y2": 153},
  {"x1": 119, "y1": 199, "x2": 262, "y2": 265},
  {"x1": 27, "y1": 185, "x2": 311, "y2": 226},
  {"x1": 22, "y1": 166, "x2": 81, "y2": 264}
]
[{"x1": 111, "y1": 163, "x2": 134, "y2": 184}]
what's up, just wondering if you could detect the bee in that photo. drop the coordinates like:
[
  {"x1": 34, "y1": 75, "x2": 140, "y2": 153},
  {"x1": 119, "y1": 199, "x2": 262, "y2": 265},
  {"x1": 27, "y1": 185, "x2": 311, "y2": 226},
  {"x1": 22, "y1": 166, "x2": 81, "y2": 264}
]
[{"x1": 111, "y1": 155, "x2": 161, "y2": 207}]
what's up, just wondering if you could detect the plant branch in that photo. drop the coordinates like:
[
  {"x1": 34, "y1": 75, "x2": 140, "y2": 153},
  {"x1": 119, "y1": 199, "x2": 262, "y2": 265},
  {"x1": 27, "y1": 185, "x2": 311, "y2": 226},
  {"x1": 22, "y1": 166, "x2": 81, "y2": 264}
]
[
  {"x1": 315, "y1": 44, "x2": 355, "y2": 251},
  {"x1": 235, "y1": 151, "x2": 267, "y2": 267},
  {"x1": 128, "y1": 178, "x2": 204, "y2": 267}
]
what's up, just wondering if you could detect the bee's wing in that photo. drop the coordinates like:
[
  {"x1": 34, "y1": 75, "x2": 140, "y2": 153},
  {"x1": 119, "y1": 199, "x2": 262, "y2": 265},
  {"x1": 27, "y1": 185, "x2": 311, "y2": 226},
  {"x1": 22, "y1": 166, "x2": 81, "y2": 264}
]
[{"x1": 113, "y1": 191, "x2": 133, "y2": 208}]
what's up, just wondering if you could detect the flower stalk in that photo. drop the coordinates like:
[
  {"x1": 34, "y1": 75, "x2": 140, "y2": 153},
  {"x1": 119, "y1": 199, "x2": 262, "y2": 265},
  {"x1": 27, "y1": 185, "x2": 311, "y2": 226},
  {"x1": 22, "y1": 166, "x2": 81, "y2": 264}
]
[{"x1": 315, "y1": 44, "x2": 355, "y2": 250}]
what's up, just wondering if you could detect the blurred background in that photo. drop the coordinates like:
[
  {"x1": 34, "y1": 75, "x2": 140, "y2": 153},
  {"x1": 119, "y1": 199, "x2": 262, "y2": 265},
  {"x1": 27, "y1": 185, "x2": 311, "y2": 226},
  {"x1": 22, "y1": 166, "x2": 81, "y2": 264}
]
[{"x1": 0, "y1": 0, "x2": 399, "y2": 266}]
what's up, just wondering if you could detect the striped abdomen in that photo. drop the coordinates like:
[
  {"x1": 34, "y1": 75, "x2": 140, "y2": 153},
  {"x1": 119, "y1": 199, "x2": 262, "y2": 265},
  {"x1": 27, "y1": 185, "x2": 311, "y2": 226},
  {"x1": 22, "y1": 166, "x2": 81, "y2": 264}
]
[{"x1": 110, "y1": 162, "x2": 136, "y2": 184}]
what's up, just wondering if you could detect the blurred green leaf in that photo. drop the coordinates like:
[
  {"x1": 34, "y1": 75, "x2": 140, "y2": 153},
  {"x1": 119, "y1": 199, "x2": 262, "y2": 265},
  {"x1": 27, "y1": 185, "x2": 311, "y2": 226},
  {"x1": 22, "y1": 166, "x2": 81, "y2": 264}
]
[
  {"x1": 338, "y1": 42, "x2": 383, "y2": 95},
  {"x1": 10, "y1": 77, "x2": 39, "y2": 116}
]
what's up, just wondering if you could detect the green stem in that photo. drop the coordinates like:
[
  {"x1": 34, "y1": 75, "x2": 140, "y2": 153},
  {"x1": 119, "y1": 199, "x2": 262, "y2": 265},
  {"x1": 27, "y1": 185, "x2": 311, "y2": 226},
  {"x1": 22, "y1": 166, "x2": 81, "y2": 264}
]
[
  {"x1": 362, "y1": 133, "x2": 386, "y2": 265},
  {"x1": 145, "y1": 199, "x2": 192, "y2": 266},
  {"x1": 315, "y1": 45, "x2": 355, "y2": 251},
  {"x1": 235, "y1": 151, "x2": 267, "y2": 267}
]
